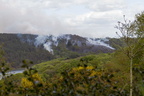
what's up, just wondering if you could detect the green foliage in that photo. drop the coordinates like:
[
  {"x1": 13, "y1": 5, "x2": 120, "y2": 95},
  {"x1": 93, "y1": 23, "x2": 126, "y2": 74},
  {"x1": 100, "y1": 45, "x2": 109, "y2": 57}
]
[
  {"x1": 135, "y1": 11, "x2": 144, "y2": 37},
  {"x1": 0, "y1": 51, "x2": 14, "y2": 96}
]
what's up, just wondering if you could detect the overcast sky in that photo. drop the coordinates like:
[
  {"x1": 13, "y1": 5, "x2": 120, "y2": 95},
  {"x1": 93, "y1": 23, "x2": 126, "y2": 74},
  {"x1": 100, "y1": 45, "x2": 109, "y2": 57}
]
[{"x1": 0, "y1": 0, "x2": 143, "y2": 38}]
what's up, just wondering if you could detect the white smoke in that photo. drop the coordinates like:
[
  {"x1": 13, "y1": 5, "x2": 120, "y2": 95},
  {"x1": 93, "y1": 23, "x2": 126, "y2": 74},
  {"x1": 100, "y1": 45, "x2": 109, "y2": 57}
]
[
  {"x1": 87, "y1": 38, "x2": 115, "y2": 49},
  {"x1": 34, "y1": 34, "x2": 114, "y2": 54}
]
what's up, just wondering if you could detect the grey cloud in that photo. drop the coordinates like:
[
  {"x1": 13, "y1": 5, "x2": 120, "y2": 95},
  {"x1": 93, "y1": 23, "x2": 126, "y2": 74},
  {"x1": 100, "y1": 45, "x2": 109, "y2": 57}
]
[
  {"x1": 0, "y1": 0, "x2": 143, "y2": 38},
  {"x1": 0, "y1": 0, "x2": 69, "y2": 35},
  {"x1": 87, "y1": 0, "x2": 125, "y2": 11}
]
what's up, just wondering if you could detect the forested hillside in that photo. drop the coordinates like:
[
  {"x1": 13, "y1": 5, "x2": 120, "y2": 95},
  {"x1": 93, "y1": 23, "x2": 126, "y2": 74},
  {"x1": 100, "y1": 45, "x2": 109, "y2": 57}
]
[
  {"x1": 0, "y1": 33, "x2": 125, "y2": 68},
  {"x1": 0, "y1": 34, "x2": 54, "y2": 68}
]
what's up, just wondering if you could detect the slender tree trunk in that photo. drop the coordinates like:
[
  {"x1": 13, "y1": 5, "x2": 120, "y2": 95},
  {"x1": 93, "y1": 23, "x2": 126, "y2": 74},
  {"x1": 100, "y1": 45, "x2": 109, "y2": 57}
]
[{"x1": 130, "y1": 57, "x2": 133, "y2": 96}]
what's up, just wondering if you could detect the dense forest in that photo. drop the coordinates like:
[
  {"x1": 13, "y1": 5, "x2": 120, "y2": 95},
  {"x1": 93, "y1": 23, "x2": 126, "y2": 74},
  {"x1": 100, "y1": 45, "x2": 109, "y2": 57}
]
[{"x1": 0, "y1": 12, "x2": 144, "y2": 96}]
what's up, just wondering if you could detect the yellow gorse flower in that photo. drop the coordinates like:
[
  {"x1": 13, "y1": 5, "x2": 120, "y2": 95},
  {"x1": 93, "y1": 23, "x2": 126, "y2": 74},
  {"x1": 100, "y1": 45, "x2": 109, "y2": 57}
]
[
  {"x1": 78, "y1": 66, "x2": 84, "y2": 70},
  {"x1": 32, "y1": 73, "x2": 42, "y2": 82},
  {"x1": 90, "y1": 71, "x2": 102, "y2": 77},
  {"x1": 72, "y1": 66, "x2": 84, "y2": 71},
  {"x1": 21, "y1": 78, "x2": 33, "y2": 88},
  {"x1": 86, "y1": 66, "x2": 94, "y2": 70},
  {"x1": 21, "y1": 73, "x2": 43, "y2": 88}
]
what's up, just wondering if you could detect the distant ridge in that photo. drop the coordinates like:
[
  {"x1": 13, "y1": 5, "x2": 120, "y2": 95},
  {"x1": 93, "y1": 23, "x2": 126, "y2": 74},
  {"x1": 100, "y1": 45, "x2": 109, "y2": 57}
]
[{"x1": 0, "y1": 33, "x2": 124, "y2": 68}]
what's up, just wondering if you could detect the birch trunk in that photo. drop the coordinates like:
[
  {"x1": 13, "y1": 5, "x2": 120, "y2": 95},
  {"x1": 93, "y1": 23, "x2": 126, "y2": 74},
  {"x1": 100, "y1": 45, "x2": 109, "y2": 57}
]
[{"x1": 130, "y1": 57, "x2": 133, "y2": 96}]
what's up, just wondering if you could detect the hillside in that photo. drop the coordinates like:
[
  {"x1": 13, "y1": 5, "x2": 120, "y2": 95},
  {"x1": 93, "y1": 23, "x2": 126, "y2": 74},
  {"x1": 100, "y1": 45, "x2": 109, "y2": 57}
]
[
  {"x1": 0, "y1": 34, "x2": 54, "y2": 68},
  {"x1": 0, "y1": 33, "x2": 125, "y2": 68},
  {"x1": 33, "y1": 54, "x2": 112, "y2": 78}
]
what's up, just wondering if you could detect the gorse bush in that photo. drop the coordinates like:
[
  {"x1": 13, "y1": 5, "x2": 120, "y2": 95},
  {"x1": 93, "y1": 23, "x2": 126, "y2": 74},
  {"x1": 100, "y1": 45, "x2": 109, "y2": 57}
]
[
  {"x1": 0, "y1": 58, "x2": 129, "y2": 96},
  {"x1": 53, "y1": 65, "x2": 128, "y2": 96}
]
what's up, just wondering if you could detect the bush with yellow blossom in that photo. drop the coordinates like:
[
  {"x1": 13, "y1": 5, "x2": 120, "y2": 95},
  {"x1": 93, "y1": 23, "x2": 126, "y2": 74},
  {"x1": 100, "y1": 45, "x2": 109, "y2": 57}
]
[{"x1": 49, "y1": 65, "x2": 128, "y2": 96}]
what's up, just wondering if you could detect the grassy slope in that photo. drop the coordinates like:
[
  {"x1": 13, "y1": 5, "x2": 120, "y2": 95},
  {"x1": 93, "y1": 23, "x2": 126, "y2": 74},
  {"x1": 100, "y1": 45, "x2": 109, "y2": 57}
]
[
  {"x1": 33, "y1": 52, "x2": 132, "y2": 89},
  {"x1": 33, "y1": 53, "x2": 112, "y2": 78}
]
